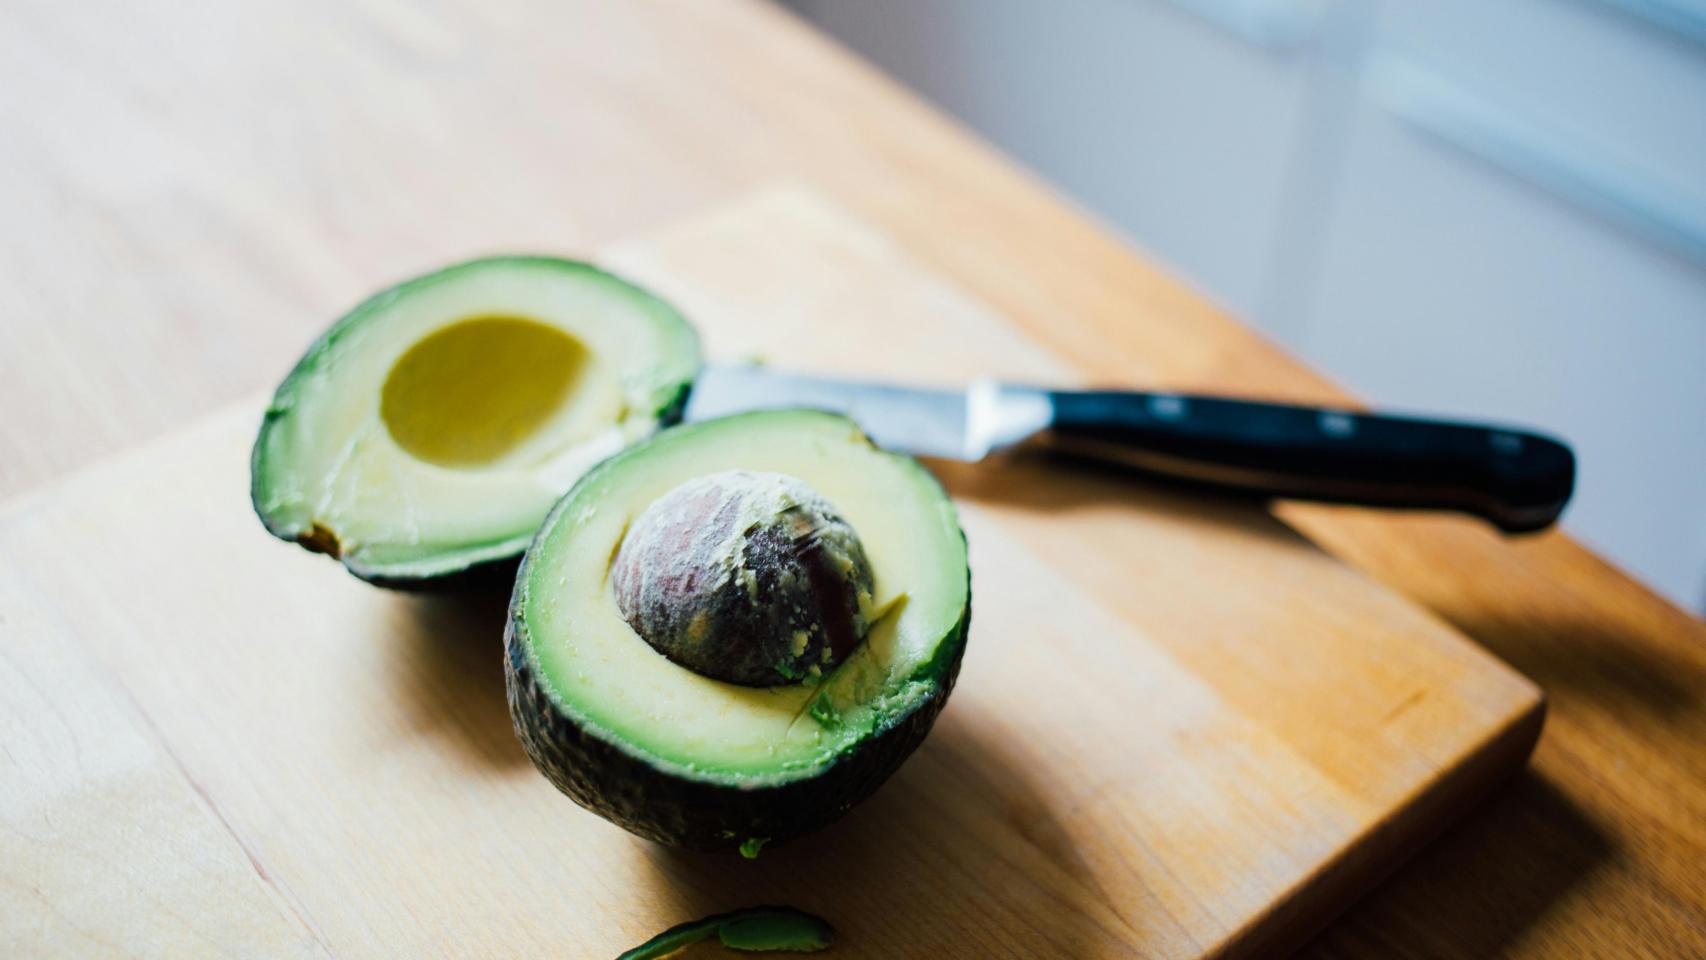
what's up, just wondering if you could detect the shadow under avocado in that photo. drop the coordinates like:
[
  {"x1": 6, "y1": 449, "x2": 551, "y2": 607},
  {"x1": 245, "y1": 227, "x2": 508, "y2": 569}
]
[
  {"x1": 385, "y1": 585, "x2": 530, "y2": 770},
  {"x1": 634, "y1": 704, "x2": 1130, "y2": 958}
]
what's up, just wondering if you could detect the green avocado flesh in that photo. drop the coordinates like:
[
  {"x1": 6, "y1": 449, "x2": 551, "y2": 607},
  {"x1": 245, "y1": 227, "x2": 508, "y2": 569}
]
[
  {"x1": 506, "y1": 410, "x2": 970, "y2": 850},
  {"x1": 617, "y1": 906, "x2": 834, "y2": 959},
  {"x1": 251, "y1": 257, "x2": 699, "y2": 583}
]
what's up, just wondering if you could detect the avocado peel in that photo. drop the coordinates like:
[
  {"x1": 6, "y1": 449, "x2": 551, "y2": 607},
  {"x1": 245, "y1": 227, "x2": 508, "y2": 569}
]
[{"x1": 616, "y1": 906, "x2": 834, "y2": 959}]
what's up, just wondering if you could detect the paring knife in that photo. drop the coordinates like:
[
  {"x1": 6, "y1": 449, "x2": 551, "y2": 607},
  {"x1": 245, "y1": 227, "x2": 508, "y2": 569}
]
[{"x1": 683, "y1": 365, "x2": 1576, "y2": 533}]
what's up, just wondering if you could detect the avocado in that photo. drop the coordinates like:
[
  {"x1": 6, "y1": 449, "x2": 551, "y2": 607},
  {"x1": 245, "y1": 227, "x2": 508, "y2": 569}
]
[
  {"x1": 251, "y1": 256, "x2": 699, "y2": 585},
  {"x1": 506, "y1": 409, "x2": 970, "y2": 852},
  {"x1": 617, "y1": 906, "x2": 834, "y2": 958}
]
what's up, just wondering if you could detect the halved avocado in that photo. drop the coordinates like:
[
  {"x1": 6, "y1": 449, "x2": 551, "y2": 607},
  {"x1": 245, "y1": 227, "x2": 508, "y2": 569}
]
[
  {"x1": 251, "y1": 256, "x2": 699, "y2": 585},
  {"x1": 505, "y1": 409, "x2": 970, "y2": 852}
]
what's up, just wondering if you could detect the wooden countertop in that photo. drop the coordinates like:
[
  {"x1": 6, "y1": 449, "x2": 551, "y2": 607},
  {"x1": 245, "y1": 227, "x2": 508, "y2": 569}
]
[{"x1": 3, "y1": 0, "x2": 1702, "y2": 955}]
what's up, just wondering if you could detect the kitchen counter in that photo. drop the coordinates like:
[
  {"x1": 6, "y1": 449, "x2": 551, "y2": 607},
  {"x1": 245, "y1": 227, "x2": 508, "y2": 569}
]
[{"x1": 2, "y1": 0, "x2": 1702, "y2": 955}]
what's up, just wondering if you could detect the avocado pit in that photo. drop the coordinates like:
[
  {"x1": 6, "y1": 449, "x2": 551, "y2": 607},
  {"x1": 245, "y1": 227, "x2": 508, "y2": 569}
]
[{"x1": 611, "y1": 470, "x2": 875, "y2": 687}]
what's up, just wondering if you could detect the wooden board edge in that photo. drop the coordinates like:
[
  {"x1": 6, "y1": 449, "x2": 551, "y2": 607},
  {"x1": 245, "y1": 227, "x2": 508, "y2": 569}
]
[{"x1": 1229, "y1": 688, "x2": 1547, "y2": 957}]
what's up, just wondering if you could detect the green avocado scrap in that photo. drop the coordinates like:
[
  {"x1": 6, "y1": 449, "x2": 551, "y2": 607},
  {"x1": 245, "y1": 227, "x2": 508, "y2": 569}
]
[{"x1": 616, "y1": 906, "x2": 834, "y2": 959}]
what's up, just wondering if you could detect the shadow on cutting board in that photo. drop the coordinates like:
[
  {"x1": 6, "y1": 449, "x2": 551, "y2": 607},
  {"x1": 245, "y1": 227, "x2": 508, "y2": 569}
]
[
  {"x1": 634, "y1": 704, "x2": 1145, "y2": 958},
  {"x1": 926, "y1": 450, "x2": 1305, "y2": 548},
  {"x1": 386, "y1": 586, "x2": 531, "y2": 770},
  {"x1": 1279, "y1": 505, "x2": 1701, "y2": 722},
  {"x1": 1448, "y1": 603, "x2": 1697, "y2": 721},
  {"x1": 944, "y1": 452, "x2": 1701, "y2": 718},
  {"x1": 1302, "y1": 769, "x2": 1610, "y2": 957}
]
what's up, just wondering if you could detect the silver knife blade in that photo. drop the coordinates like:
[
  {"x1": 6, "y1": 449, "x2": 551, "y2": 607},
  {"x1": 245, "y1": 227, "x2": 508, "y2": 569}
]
[{"x1": 683, "y1": 365, "x2": 1054, "y2": 461}]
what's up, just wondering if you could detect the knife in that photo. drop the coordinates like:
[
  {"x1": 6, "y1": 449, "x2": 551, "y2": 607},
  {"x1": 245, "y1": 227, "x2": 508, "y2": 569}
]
[{"x1": 683, "y1": 365, "x2": 1576, "y2": 533}]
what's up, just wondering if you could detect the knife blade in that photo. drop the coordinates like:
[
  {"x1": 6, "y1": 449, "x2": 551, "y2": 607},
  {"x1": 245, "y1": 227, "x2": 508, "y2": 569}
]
[
  {"x1": 680, "y1": 364, "x2": 1577, "y2": 532},
  {"x1": 684, "y1": 365, "x2": 1048, "y2": 461}
]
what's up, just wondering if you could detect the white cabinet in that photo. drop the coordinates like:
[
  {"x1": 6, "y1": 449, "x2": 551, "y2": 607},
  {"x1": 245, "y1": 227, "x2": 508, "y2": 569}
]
[
  {"x1": 780, "y1": 0, "x2": 1706, "y2": 612},
  {"x1": 1302, "y1": 63, "x2": 1706, "y2": 607},
  {"x1": 1376, "y1": 0, "x2": 1706, "y2": 195},
  {"x1": 785, "y1": 0, "x2": 1320, "y2": 319}
]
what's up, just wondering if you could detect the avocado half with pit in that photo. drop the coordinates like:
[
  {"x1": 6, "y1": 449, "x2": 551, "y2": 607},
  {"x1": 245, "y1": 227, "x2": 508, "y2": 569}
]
[
  {"x1": 251, "y1": 256, "x2": 699, "y2": 585},
  {"x1": 506, "y1": 409, "x2": 970, "y2": 852}
]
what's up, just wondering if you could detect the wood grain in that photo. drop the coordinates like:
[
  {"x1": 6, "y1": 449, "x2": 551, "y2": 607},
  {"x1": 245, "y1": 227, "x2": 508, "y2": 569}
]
[
  {"x1": 1, "y1": 0, "x2": 1703, "y2": 956},
  {"x1": 1, "y1": 189, "x2": 1542, "y2": 958}
]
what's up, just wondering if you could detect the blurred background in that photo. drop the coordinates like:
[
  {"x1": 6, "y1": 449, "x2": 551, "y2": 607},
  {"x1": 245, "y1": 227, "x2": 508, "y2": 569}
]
[{"x1": 779, "y1": 0, "x2": 1706, "y2": 614}]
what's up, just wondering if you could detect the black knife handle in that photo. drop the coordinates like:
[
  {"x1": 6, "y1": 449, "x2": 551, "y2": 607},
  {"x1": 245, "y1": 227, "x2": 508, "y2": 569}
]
[{"x1": 1044, "y1": 391, "x2": 1575, "y2": 532}]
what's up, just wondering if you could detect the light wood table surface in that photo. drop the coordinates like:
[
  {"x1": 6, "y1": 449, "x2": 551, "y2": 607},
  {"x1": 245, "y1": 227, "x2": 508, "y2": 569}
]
[{"x1": 4, "y1": 0, "x2": 1703, "y2": 956}]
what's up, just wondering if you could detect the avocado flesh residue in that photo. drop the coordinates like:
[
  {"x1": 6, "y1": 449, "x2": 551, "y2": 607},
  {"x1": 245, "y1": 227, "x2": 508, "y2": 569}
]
[{"x1": 617, "y1": 906, "x2": 834, "y2": 959}]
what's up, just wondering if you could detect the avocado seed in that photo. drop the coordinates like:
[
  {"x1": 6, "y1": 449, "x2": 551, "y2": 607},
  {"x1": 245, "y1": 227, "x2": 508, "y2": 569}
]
[{"x1": 611, "y1": 470, "x2": 875, "y2": 687}]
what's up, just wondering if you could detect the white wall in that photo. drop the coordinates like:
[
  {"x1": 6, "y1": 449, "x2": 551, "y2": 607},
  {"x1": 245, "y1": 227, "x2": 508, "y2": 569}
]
[{"x1": 782, "y1": 0, "x2": 1706, "y2": 614}]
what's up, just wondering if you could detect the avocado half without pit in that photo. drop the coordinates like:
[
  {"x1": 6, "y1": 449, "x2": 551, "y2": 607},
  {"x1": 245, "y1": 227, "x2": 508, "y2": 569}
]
[
  {"x1": 506, "y1": 409, "x2": 971, "y2": 853},
  {"x1": 251, "y1": 257, "x2": 699, "y2": 585}
]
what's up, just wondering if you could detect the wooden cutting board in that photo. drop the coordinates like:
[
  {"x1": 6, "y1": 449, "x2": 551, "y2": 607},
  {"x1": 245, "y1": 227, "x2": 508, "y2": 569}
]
[{"x1": 0, "y1": 186, "x2": 1542, "y2": 959}]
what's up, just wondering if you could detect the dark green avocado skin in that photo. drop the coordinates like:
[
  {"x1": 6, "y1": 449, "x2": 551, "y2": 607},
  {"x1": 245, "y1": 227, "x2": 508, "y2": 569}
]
[
  {"x1": 617, "y1": 906, "x2": 834, "y2": 959},
  {"x1": 504, "y1": 570, "x2": 970, "y2": 853},
  {"x1": 349, "y1": 555, "x2": 520, "y2": 593}
]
